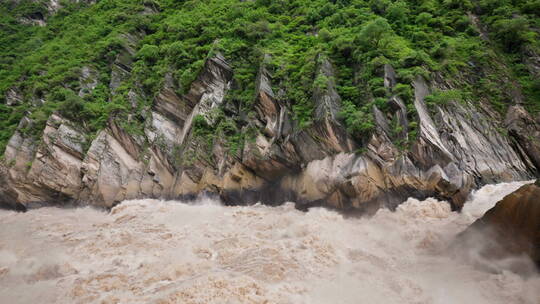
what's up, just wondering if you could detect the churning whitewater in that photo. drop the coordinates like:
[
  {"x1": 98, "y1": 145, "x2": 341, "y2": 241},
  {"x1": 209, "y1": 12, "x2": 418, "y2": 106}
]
[{"x1": 0, "y1": 181, "x2": 539, "y2": 304}]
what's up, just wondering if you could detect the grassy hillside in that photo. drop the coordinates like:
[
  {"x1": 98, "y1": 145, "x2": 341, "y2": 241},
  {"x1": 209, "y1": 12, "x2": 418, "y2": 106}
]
[{"x1": 1, "y1": 0, "x2": 539, "y2": 154}]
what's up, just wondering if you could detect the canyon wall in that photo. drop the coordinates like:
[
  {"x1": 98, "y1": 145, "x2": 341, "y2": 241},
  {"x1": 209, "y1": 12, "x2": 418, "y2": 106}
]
[{"x1": 1, "y1": 51, "x2": 538, "y2": 212}]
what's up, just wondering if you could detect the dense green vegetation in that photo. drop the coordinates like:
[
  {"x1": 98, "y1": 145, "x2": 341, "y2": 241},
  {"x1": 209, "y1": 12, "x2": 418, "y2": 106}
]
[{"x1": 0, "y1": 0, "x2": 539, "y2": 154}]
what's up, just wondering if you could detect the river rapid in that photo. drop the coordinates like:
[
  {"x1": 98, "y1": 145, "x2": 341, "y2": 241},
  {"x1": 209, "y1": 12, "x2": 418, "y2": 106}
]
[{"x1": 0, "y1": 181, "x2": 539, "y2": 304}]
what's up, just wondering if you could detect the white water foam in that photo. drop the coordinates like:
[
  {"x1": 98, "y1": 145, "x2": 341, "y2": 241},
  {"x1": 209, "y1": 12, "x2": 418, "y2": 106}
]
[{"x1": 0, "y1": 181, "x2": 538, "y2": 303}]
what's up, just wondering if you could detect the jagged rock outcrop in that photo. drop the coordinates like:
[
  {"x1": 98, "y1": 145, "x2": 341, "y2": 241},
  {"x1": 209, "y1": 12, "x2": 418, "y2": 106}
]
[
  {"x1": 459, "y1": 181, "x2": 540, "y2": 267},
  {"x1": 184, "y1": 53, "x2": 234, "y2": 123},
  {"x1": 152, "y1": 73, "x2": 188, "y2": 126},
  {"x1": 408, "y1": 76, "x2": 532, "y2": 203},
  {"x1": 79, "y1": 126, "x2": 174, "y2": 208},
  {"x1": 4, "y1": 114, "x2": 85, "y2": 205},
  {"x1": 253, "y1": 54, "x2": 286, "y2": 139},
  {"x1": 0, "y1": 54, "x2": 538, "y2": 212},
  {"x1": 27, "y1": 114, "x2": 86, "y2": 197}
]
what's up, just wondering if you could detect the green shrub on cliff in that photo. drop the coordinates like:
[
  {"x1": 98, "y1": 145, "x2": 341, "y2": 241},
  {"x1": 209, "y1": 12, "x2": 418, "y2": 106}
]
[
  {"x1": 340, "y1": 100, "x2": 374, "y2": 142},
  {"x1": 425, "y1": 89, "x2": 464, "y2": 107},
  {"x1": 0, "y1": 0, "x2": 539, "y2": 154}
]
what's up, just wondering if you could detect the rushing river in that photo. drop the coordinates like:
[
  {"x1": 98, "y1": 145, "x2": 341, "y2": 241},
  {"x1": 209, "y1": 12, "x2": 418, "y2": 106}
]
[{"x1": 0, "y1": 181, "x2": 539, "y2": 304}]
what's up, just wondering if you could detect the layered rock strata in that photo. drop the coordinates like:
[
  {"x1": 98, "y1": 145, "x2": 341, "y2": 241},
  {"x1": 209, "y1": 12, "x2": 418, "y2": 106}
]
[{"x1": 1, "y1": 54, "x2": 538, "y2": 213}]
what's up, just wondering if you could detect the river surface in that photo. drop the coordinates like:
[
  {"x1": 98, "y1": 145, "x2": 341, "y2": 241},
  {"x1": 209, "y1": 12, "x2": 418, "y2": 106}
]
[{"x1": 0, "y1": 181, "x2": 539, "y2": 303}]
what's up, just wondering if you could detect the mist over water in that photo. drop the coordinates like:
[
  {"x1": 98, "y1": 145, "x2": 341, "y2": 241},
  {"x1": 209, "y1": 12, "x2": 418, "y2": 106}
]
[{"x1": 0, "y1": 181, "x2": 538, "y2": 304}]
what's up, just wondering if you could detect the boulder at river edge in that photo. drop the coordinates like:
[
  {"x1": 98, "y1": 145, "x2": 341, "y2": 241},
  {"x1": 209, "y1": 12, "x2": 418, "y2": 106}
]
[{"x1": 459, "y1": 180, "x2": 540, "y2": 269}]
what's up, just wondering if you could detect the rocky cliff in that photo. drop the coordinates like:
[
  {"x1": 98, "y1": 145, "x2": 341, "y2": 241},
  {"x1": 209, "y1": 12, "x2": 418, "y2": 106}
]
[
  {"x1": 1, "y1": 51, "x2": 539, "y2": 212},
  {"x1": 1, "y1": 0, "x2": 539, "y2": 213}
]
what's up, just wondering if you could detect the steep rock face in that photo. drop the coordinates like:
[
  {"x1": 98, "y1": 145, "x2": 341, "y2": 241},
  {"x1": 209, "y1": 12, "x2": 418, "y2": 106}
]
[
  {"x1": 79, "y1": 129, "x2": 173, "y2": 208},
  {"x1": 311, "y1": 57, "x2": 356, "y2": 154},
  {"x1": 152, "y1": 73, "x2": 188, "y2": 126},
  {"x1": 236, "y1": 74, "x2": 533, "y2": 210},
  {"x1": 26, "y1": 114, "x2": 86, "y2": 198},
  {"x1": 79, "y1": 53, "x2": 234, "y2": 207},
  {"x1": 184, "y1": 53, "x2": 234, "y2": 125},
  {"x1": 147, "y1": 53, "x2": 234, "y2": 176},
  {"x1": 264, "y1": 74, "x2": 533, "y2": 211},
  {"x1": 405, "y1": 77, "x2": 531, "y2": 206},
  {"x1": 4, "y1": 117, "x2": 39, "y2": 199},
  {"x1": 253, "y1": 55, "x2": 284, "y2": 139},
  {"x1": 4, "y1": 115, "x2": 86, "y2": 205},
  {"x1": 459, "y1": 181, "x2": 540, "y2": 266},
  {"x1": 281, "y1": 153, "x2": 387, "y2": 211},
  {"x1": 314, "y1": 55, "x2": 341, "y2": 121},
  {"x1": 0, "y1": 54, "x2": 538, "y2": 212},
  {"x1": 4, "y1": 117, "x2": 37, "y2": 179}
]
